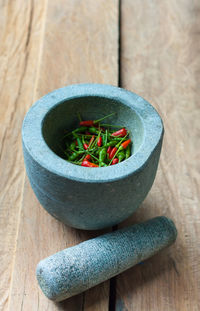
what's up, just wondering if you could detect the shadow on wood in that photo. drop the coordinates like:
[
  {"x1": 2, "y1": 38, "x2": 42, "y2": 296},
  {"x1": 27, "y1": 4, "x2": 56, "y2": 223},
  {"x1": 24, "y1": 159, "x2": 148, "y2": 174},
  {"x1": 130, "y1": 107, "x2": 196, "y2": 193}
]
[{"x1": 54, "y1": 293, "x2": 83, "y2": 311}]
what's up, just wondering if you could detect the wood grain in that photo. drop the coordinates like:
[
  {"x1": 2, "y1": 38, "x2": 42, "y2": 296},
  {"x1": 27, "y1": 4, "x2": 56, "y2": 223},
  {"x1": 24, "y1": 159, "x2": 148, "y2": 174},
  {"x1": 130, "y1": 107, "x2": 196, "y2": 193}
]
[
  {"x1": 3, "y1": 0, "x2": 200, "y2": 310},
  {"x1": 116, "y1": 1, "x2": 200, "y2": 310},
  {"x1": 0, "y1": 1, "x2": 46, "y2": 310},
  {"x1": 36, "y1": 0, "x2": 119, "y2": 96},
  {"x1": 8, "y1": 1, "x2": 118, "y2": 310}
]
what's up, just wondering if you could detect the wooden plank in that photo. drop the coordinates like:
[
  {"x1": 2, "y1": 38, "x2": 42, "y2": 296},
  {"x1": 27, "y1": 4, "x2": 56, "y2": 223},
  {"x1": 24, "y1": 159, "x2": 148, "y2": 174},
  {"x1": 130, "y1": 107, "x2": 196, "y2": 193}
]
[
  {"x1": 8, "y1": 1, "x2": 118, "y2": 310},
  {"x1": 116, "y1": 0, "x2": 200, "y2": 310},
  {"x1": 36, "y1": 0, "x2": 119, "y2": 96},
  {"x1": 0, "y1": 1, "x2": 46, "y2": 310}
]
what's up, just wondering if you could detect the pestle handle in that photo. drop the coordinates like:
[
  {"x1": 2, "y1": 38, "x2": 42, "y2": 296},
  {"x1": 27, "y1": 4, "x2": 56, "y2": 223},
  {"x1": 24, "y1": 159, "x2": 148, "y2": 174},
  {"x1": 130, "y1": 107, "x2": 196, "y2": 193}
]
[{"x1": 36, "y1": 216, "x2": 177, "y2": 302}]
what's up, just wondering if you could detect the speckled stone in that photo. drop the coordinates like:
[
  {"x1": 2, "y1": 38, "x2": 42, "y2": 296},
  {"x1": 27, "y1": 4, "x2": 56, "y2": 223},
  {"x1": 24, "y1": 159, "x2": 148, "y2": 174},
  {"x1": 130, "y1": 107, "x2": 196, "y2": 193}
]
[
  {"x1": 22, "y1": 84, "x2": 164, "y2": 230},
  {"x1": 36, "y1": 216, "x2": 177, "y2": 302}
]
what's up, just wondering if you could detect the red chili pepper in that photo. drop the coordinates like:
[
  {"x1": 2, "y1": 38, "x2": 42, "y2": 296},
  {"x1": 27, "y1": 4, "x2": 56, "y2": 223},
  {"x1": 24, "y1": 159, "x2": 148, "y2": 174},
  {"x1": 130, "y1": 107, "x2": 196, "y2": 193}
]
[
  {"x1": 111, "y1": 158, "x2": 119, "y2": 165},
  {"x1": 75, "y1": 140, "x2": 78, "y2": 146},
  {"x1": 97, "y1": 136, "x2": 102, "y2": 147},
  {"x1": 80, "y1": 120, "x2": 94, "y2": 126},
  {"x1": 81, "y1": 160, "x2": 99, "y2": 167},
  {"x1": 80, "y1": 113, "x2": 115, "y2": 127},
  {"x1": 120, "y1": 139, "x2": 131, "y2": 150},
  {"x1": 83, "y1": 143, "x2": 89, "y2": 150},
  {"x1": 107, "y1": 146, "x2": 112, "y2": 154},
  {"x1": 88, "y1": 135, "x2": 95, "y2": 147},
  {"x1": 84, "y1": 154, "x2": 91, "y2": 161},
  {"x1": 109, "y1": 147, "x2": 117, "y2": 159},
  {"x1": 111, "y1": 128, "x2": 127, "y2": 137}
]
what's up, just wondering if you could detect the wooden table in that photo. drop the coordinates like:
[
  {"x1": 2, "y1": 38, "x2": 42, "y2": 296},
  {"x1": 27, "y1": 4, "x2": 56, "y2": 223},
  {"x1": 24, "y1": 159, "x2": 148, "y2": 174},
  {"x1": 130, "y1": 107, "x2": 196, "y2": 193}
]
[{"x1": 1, "y1": 1, "x2": 200, "y2": 310}]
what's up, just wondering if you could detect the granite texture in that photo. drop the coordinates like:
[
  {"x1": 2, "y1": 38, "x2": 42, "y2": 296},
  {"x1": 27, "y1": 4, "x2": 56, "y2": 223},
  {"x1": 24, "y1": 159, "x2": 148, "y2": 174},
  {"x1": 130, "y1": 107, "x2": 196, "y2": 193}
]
[
  {"x1": 36, "y1": 216, "x2": 177, "y2": 302},
  {"x1": 22, "y1": 84, "x2": 164, "y2": 229}
]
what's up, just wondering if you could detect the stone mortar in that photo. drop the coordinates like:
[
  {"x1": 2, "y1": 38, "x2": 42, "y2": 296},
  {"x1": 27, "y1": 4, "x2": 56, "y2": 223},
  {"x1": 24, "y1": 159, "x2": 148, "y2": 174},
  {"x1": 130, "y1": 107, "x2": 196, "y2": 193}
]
[{"x1": 22, "y1": 84, "x2": 164, "y2": 229}]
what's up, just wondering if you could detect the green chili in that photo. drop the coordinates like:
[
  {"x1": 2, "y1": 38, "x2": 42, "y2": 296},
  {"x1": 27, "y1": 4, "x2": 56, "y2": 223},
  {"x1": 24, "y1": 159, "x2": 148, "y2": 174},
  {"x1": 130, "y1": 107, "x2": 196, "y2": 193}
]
[
  {"x1": 69, "y1": 141, "x2": 76, "y2": 150},
  {"x1": 68, "y1": 152, "x2": 80, "y2": 161},
  {"x1": 99, "y1": 148, "x2": 107, "y2": 163},
  {"x1": 72, "y1": 126, "x2": 88, "y2": 134},
  {"x1": 117, "y1": 150, "x2": 125, "y2": 162},
  {"x1": 76, "y1": 137, "x2": 84, "y2": 150},
  {"x1": 104, "y1": 140, "x2": 119, "y2": 148},
  {"x1": 102, "y1": 133, "x2": 107, "y2": 146},
  {"x1": 126, "y1": 145, "x2": 131, "y2": 159},
  {"x1": 88, "y1": 127, "x2": 99, "y2": 134}
]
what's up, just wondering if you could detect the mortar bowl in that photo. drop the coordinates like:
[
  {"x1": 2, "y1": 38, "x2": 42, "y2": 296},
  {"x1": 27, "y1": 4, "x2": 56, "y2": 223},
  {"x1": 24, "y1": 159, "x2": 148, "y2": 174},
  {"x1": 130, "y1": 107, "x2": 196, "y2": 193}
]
[{"x1": 22, "y1": 84, "x2": 164, "y2": 230}]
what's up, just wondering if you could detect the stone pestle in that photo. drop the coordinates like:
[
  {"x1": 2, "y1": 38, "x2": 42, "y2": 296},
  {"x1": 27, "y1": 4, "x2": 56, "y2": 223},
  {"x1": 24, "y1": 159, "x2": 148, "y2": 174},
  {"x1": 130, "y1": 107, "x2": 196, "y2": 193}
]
[{"x1": 36, "y1": 216, "x2": 177, "y2": 302}]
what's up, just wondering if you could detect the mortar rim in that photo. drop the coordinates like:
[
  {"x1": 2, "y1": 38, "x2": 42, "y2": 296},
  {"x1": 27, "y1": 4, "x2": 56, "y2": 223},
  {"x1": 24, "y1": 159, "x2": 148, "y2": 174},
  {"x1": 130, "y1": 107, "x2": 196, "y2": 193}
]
[{"x1": 22, "y1": 83, "x2": 164, "y2": 183}]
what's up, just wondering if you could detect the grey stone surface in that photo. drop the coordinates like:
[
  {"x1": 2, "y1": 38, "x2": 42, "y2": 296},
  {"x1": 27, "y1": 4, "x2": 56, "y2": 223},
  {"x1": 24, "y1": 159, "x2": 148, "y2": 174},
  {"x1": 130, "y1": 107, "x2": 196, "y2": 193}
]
[
  {"x1": 36, "y1": 216, "x2": 177, "y2": 302},
  {"x1": 22, "y1": 84, "x2": 164, "y2": 229}
]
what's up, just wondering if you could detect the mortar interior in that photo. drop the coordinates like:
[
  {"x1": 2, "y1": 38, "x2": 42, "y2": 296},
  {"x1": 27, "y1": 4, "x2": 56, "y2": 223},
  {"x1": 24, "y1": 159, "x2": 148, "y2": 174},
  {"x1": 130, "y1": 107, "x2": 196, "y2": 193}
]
[{"x1": 42, "y1": 96, "x2": 144, "y2": 161}]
